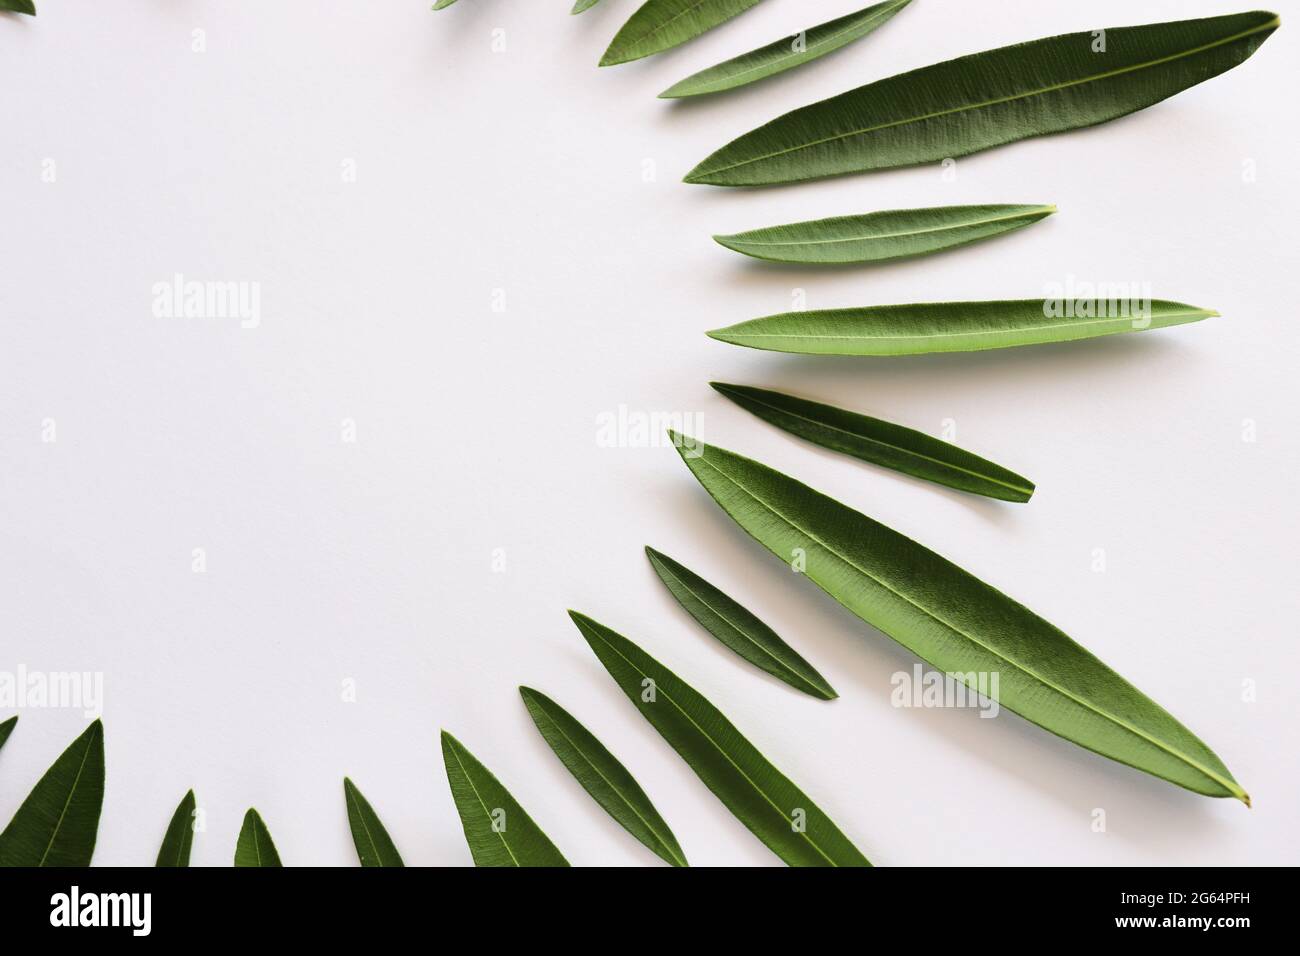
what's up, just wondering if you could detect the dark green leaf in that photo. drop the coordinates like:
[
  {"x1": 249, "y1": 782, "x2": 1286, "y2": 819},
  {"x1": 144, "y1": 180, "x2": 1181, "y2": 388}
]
[
  {"x1": 669, "y1": 432, "x2": 1248, "y2": 803},
  {"x1": 0, "y1": 1, "x2": 36, "y2": 16},
  {"x1": 570, "y1": 611, "x2": 871, "y2": 865},
  {"x1": 519, "y1": 686, "x2": 687, "y2": 867},
  {"x1": 602, "y1": 0, "x2": 768, "y2": 67},
  {"x1": 0, "y1": 716, "x2": 15, "y2": 754},
  {"x1": 441, "y1": 731, "x2": 569, "y2": 867},
  {"x1": 713, "y1": 203, "x2": 1055, "y2": 265},
  {"x1": 685, "y1": 11, "x2": 1279, "y2": 185},
  {"x1": 646, "y1": 545, "x2": 838, "y2": 697},
  {"x1": 0, "y1": 720, "x2": 105, "y2": 867},
  {"x1": 155, "y1": 790, "x2": 197, "y2": 867},
  {"x1": 344, "y1": 777, "x2": 404, "y2": 867},
  {"x1": 711, "y1": 382, "x2": 1034, "y2": 502},
  {"x1": 661, "y1": 0, "x2": 911, "y2": 98},
  {"x1": 707, "y1": 299, "x2": 1216, "y2": 355},
  {"x1": 234, "y1": 809, "x2": 282, "y2": 867}
]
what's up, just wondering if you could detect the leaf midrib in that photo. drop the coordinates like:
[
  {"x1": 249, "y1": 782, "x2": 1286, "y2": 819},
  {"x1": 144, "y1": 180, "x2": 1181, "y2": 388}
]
[
  {"x1": 345, "y1": 784, "x2": 382, "y2": 866},
  {"x1": 698, "y1": 18, "x2": 1277, "y2": 176},
  {"x1": 578, "y1": 618, "x2": 843, "y2": 866},
  {"x1": 724, "y1": 206, "x2": 1050, "y2": 249},
  {"x1": 36, "y1": 727, "x2": 96, "y2": 867},
  {"x1": 446, "y1": 741, "x2": 521, "y2": 867},
  {"x1": 693, "y1": 452, "x2": 1241, "y2": 798}
]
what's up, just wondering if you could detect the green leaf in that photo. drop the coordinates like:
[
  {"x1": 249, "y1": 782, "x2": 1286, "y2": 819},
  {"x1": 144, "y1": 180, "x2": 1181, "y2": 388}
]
[
  {"x1": 0, "y1": 720, "x2": 105, "y2": 867},
  {"x1": 573, "y1": 0, "x2": 603, "y2": 13},
  {"x1": 0, "y1": 1, "x2": 37, "y2": 16},
  {"x1": 685, "y1": 10, "x2": 1279, "y2": 185},
  {"x1": 519, "y1": 686, "x2": 688, "y2": 867},
  {"x1": 343, "y1": 777, "x2": 404, "y2": 867},
  {"x1": 707, "y1": 299, "x2": 1216, "y2": 356},
  {"x1": 0, "y1": 716, "x2": 15, "y2": 754},
  {"x1": 661, "y1": 0, "x2": 911, "y2": 98},
  {"x1": 711, "y1": 382, "x2": 1034, "y2": 502},
  {"x1": 569, "y1": 612, "x2": 870, "y2": 865},
  {"x1": 440, "y1": 731, "x2": 569, "y2": 867},
  {"x1": 668, "y1": 432, "x2": 1249, "y2": 804},
  {"x1": 432, "y1": 0, "x2": 458, "y2": 10},
  {"x1": 234, "y1": 809, "x2": 282, "y2": 867},
  {"x1": 155, "y1": 790, "x2": 197, "y2": 867},
  {"x1": 601, "y1": 0, "x2": 769, "y2": 67},
  {"x1": 645, "y1": 546, "x2": 838, "y2": 698},
  {"x1": 713, "y1": 203, "x2": 1055, "y2": 265}
]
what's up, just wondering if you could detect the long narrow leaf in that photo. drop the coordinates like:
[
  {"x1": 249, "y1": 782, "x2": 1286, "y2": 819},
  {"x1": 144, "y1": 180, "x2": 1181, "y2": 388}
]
[
  {"x1": 344, "y1": 778, "x2": 404, "y2": 867},
  {"x1": 155, "y1": 790, "x2": 196, "y2": 867},
  {"x1": 432, "y1": 0, "x2": 459, "y2": 10},
  {"x1": 661, "y1": 0, "x2": 911, "y2": 98},
  {"x1": 573, "y1": 0, "x2": 603, "y2": 13},
  {"x1": 440, "y1": 731, "x2": 569, "y2": 867},
  {"x1": 519, "y1": 686, "x2": 687, "y2": 867},
  {"x1": 685, "y1": 11, "x2": 1279, "y2": 185},
  {"x1": 0, "y1": 720, "x2": 104, "y2": 866},
  {"x1": 707, "y1": 299, "x2": 1216, "y2": 355},
  {"x1": 570, "y1": 611, "x2": 870, "y2": 866},
  {"x1": 0, "y1": 716, "x2": 15, "y2": 754},
  {"x1": 668, "y1": 432, "x2": 1248, "y2": 803},
  {"x1": 711, "y1": 382, "x2": 1034, "y2": 502},
  {"x1": 646, "y1": 546, "x2": 838, "y2": 697},
  {"x1": 234, "y1": 809, "x2": 282, "y2": 867},
  {"x1": 713, "y1": 203, "x2": 1055, "y2": 265},
  {"x1": 602, "y1": 0, "x2": 768, "y2": 67}
]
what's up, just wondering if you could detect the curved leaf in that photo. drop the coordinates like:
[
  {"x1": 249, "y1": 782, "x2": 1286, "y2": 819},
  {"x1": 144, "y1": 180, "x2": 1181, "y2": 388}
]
[
  {"x1": 646, "y1": 545, "x2": 838, "y2": 697},
  {"x1": 234, "y1": 809, "x2": 282, "y2": 867},
  {"x1": 0, "y1": 716, "x2": 15, "y2": 754},
  {"x1": 0, "y1": 1, "x2": 37, "y2": 16},
  {"x1": 573, "y1": 0, "x2": 603, "y2": 12},
  {"x1": 570, "y1": 611, "x2": 870, "y2": 866},
  {"x1": 440, "y1": 731, "x2": 569, "y2": 867},
  {"x1": 713, "y1": 203, "x2": 1054, "y2": 265},
  {"x1": 344, "y1": 777, "x2": 404, "y2": 867},
  {"x1": 707, "y1": 299, "x2": 1216, "y2": 356},
  {"x1": 156, "y1": 790, "x2": 196, "y2": 867},
  {"x1": 711, "y1": 382, "x2": 1034, "y2": 502},
  {"x1": 601, "y1": 0, "x2": 768, "y2": 67},
  {"x1": 685, "y1": 11, "x2": 1280, "y2": 185},
  {"x1": 669, "y1": 432, "x2": 1248, "y2": 804},
  {"x1": 0, "y1": 720, "x2": 104, "y2": 867},
  {"x1": 519, "y1": 686, "x2": 687, "y2": 867},
  {"x1": 661, "y1": 0, "x2": 911, "y2": 98}
]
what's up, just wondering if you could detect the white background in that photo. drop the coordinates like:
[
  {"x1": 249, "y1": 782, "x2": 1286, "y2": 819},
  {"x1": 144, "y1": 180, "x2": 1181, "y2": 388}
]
[{"x1": 2, "y1": 0, "x2": 1297, "y2": 867}]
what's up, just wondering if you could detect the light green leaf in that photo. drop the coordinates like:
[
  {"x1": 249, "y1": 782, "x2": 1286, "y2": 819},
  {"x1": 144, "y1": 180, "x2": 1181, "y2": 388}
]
[
  {"x1": 646, "y1": 545, "x2": 838, "y2": 698},
  {"x1": 711, "y1": 382, "x2": 1034, "y2": 502},
  {"x1": 707, "y1": 299, "x2": 1216, "y2": 356},
  {"x1": 573, "y1": 0, "x2": 603, "y2": 13},
  {"x1": 519, "y1": 686, "x2": 687, "y2": 867},
  {"x1": 669, "y1": 432, "x2": 1248, "y2": 804},
  {"x1": 685, "y1": 11, "x2": 1279, "y2": 185},
  {"x1": 570, "y1": 611, "x2": 870, "y2": 865},
  {"x1": 602, "y1": 0, "x2": 768, "y2": 67},
  {"x1": 155, "y1": 790, "x2": 197, "y2": 867},
  {"x1": 234, "y1": 808, "x2": 282, "y2": 867},
  {"x1": 661, "y1": 0, "x2": 911, "y2": 98},
  {"x1": 432, "y1": 0, "x2": 458, "y2": 10},
  {"x1": 0, "y1": 716, "x2": 15, "y2": 754},
  {"x1": 0, "y1": 720, "x2": 104, "y2": 867},
  {"x1": 0, "y1": 1, "x2": 37, "y2": 16},
  {"x1": 713, "y1": 203, "x2": 1054, "y2": 265},
  {"x1": 440, "y1": 730, "x2": 569, "y2": 867},
  {"x1": 343, "y1": 777, "x2": 404, "y2": 867}
]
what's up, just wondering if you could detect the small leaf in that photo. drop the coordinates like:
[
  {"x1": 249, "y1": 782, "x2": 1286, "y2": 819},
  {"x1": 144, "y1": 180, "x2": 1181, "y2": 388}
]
[
  {"x1": 661, "y1": 0, "x2": 911, "y2": 98},
  {"x1": 713, "y1": 203, "x2": 1055, "y2": 265},
  {"x1": 668, "y1": 432, "x2": 1249, "y2": 804},
  {"x1": 572, "y1": 0, "x2": 603, "y2": 13},
  {"x1": 0, "y1": 720, "x2": 104, "y2": 867},
  {"x1": 156, "y1": 790, "x2": 197, "y2": 867},
  {"x1": 432, "y1": 0, "x2": 458, "y2": 10},
  {"x1": 440, "y1": 731, "x2": 569, "y2": 867},
  {"x1": 343, "y1": 777, "x2": 404, "y2": 867},
  {"x1": 0, "y1": 1, "x2": 37, "y2": 16},
  {"x1": 708, "y1": 299, "x2": 1216, "y2": 356},
  {"x1": 0, "y1": 716, "x2": 15, "y2": 754},
  {"x1": 234, "y1": 809, "x2": 282, "y2": 867},
  {"x1": 570, "y1": 612, "x2": 870, "y2": 866},
  {"x1": 711, "y1": 382, "x2": 1034, "y2": 502},
  {"x1": 519, "y1": 687, "x2": 687, "y2": 867},
  {"x1": 685, "y1": 11, "x2": 1280, "y2": 185},
  {"x1": 645, "y1": 546, "x2": 838, "y2": 697},
  {"x1": 601, "y1": 0, "x2": 768, "y2": 67}
]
